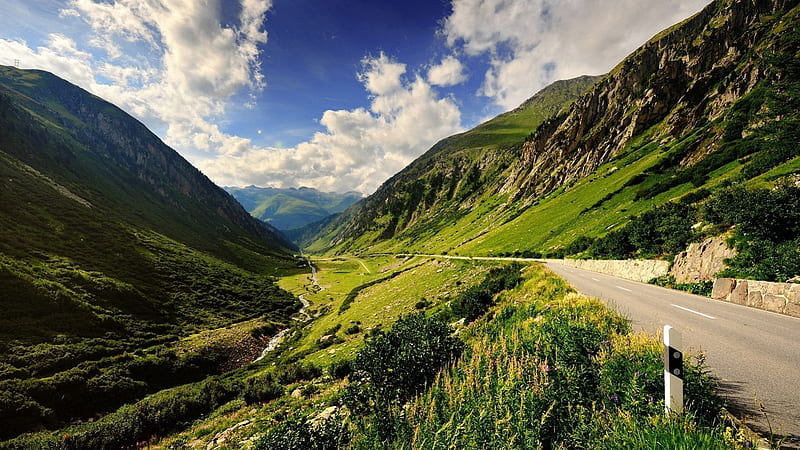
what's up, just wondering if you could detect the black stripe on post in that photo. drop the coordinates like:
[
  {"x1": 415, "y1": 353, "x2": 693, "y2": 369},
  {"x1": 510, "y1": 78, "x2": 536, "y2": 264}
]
[{"x1": 667, "y1": 345, "x2": 683, "y2": 380}]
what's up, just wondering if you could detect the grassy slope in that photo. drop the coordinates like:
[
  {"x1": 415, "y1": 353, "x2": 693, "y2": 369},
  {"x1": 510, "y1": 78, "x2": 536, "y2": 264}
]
[
  {"x1": 276, "y1": 256, "x2": 490, "y2": 365},
  {"x1": 148, "y1": 263, "x2": 749, "y2": 449},
  {"x1": 308, "y1": 3, "x2": 800, "y2": 259},
  {"x1": 0, "y1": 67, "x2": 300, "y2": 440},
  {"x1": 301, "y1": 75, "x2": 602, "y2": 254}
]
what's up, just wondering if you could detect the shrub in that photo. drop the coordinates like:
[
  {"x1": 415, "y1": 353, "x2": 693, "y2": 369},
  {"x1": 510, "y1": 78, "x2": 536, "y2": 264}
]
[
  {"x1": 276, "y1": 363, "x2": 323, "y2": 385},
  {"x1": 242, "y1": 373, "x2": 283, "y2": 405},
  {"x1": 413, "y1": 299, "x2": 431, "y2": 309},
  {"x1": 328, "y1": 359, "x2": 353, "y2": 379},
  {"x1": 346, "y1": 313, "x2": 464, "y2": 407},
  {"x1": 448, "y1": 263, "x2": 524, "y2": 323},
  {"x1": 255, "y1": 414, "x2": 349, "y2": 450}
]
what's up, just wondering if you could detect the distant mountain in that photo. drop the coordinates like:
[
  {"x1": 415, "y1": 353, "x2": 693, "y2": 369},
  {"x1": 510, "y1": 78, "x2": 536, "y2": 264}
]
[
  {"x1": 226, "y1": 185, "x2": 362, "y2": 231},
  {"x1": 0, "y1": 66, "x2": 299, "y2": 437},
  {"x1": 303, "y1": 0, "x2": 800, "y2": 257}
]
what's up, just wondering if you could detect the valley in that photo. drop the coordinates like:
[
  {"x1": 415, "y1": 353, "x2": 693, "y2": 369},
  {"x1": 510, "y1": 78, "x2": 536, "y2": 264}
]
[{"x1": 2, "y1": 0, "x2": 799, "y2": 447}]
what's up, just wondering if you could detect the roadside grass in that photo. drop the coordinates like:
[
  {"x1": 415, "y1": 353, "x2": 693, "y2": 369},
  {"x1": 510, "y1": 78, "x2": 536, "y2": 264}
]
[{"x1": 347, "y1": 264, "x2": 751, "y2": 448}]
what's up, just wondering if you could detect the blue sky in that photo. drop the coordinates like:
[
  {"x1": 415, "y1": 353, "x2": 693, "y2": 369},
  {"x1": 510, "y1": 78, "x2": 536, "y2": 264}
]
[{"x1": 0, "y1": 0, "x2": 710, "y2": 193}]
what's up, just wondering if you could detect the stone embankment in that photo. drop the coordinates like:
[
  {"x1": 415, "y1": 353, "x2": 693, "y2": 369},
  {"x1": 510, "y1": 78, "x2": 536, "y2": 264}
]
[
  {"x1": 711, "y1": 278, "x2": 800, "y2": 318},
  {"x1": 550, "y1": 258, "x2": 670, "y2": 283}
]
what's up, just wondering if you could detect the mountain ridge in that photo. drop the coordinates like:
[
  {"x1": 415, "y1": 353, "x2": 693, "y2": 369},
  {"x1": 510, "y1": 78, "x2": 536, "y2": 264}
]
[{"x1": 301, "y1": 74, "x2": 602, "y2": 253}]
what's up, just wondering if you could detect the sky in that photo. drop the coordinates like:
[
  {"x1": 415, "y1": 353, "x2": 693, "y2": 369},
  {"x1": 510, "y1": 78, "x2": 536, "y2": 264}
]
[{"x1": 0, "y1": 0, "x2": 711, "y2": 194}]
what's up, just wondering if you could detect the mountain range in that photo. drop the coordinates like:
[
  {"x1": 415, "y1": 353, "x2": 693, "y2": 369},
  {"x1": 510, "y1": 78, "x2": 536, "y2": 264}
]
[
  {"x1": 225, "y1": 185, "x2": 362, "y2": 231},
  {"x1": 1, "y1": 0, "x2": 799, "y2": 446}
]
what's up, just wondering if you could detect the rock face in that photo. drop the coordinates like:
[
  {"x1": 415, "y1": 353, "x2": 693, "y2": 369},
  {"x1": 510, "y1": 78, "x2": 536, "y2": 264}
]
[
  {"x1": 502, "y1": 0, "x2": 793, "y2": 202},
  {"x1": 670, "y1": 236, "x2": 737, "y2": 283}
]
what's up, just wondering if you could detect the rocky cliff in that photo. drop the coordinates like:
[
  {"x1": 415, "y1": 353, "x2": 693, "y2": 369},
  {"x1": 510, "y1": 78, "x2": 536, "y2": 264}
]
[
  {"x1": 505, "y1": 0, "x2": 796, "y2": 201},
  {"x1": 670, "y1": 235, "x2": 738, "y2": 283}
]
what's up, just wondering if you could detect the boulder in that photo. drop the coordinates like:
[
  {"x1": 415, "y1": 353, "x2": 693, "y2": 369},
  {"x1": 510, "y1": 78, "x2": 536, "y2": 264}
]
[
  {"x1": 711, "y1": 278, "x2": 736, "y2": 299},
  {"x1": 746, "y1": 291, "x2": 763, "y2": 308},
  {"x1": 762, "y1": 294, "x2": 786, "y2": 313},
  {"x1": 729, "y1": 281, "x2": 748, "y2": 305},
  {"x1": 671, "y1": 236, "x2": 736, "y2": 284}
]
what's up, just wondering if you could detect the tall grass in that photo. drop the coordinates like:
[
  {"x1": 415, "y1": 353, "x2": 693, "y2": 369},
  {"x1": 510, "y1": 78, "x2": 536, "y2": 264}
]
[{"x1": 346, "y1": 265, "x2": 749, "y2": 449}]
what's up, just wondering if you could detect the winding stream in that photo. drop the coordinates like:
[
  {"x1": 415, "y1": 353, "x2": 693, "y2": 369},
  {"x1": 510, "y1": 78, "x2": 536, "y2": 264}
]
[{"x1": 254, "y1": 256, "x2": 319, "y2": 362}]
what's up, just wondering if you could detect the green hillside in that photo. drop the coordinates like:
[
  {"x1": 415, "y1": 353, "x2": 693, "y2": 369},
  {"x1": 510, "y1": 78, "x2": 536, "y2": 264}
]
[
  {"x1": 0, "y1": 66, "x2": 300, "y2": 439},
  {"x1": 299, "y1": 74, "x2": 602, "y2": 254},
  {"x1": 304, "y1": 0, "x2": 800, "y2": 267}
]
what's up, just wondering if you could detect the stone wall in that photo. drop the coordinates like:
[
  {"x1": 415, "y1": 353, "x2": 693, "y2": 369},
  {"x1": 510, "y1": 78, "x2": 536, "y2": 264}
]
[
  {"x1": 711, "y1": 278, "x2": 800, "y2": 317},
  {"x1": 554, "y1": 258, "x2": 670, "y2": 283}
]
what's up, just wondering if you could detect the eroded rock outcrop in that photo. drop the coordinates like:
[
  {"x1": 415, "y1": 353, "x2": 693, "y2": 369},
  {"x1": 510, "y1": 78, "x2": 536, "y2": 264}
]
[{"x1": 670, "y1": 235, "x2": 737, "y2": 283}]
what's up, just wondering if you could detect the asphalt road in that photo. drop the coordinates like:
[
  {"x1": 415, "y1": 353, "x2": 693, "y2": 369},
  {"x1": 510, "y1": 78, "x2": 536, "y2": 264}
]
[{"x1": 546, "y1": 262, "x2": 800, "y2": 443}]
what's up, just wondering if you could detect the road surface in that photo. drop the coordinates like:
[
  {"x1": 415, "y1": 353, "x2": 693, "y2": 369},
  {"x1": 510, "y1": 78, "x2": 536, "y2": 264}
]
[{"x1": 546, "y1": 262, "x2": 800, "y2": 444}]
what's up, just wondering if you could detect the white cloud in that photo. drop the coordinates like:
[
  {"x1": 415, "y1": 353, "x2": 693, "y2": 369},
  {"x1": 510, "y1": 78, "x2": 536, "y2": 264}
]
[
  {"x1": 0, "y1": 3, "x2": 460, "y2": 194},
  {"x1": 0, "y1": 0, "x2": 271, "y2": 163},
  {"x1": 427, "y1": 55, "x2": 467, "y2": 87},
  {"x1": 197, "y1": 53, "x2": 463, "y2": 193},
  {"x1": 443, "y1": 0, "x2": 712, "y2": 109}
]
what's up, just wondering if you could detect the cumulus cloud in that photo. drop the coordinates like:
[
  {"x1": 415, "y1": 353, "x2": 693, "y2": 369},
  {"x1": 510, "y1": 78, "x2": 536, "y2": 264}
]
[
  {"x1": 197, "y1": 53, "x2": 463, "y2": 193},
  {"x1": 0, "y1": 2, "x2": 462, "y2": 194},
  {"x1": 443, "y1": 0, "x2": 711, "y2": 109},
  {"x1": 0, "y1": 0, "x2": 270, "y2": 154},
  {"x1": 427, "y1": 55, "x2": 467, "y2": 87}
]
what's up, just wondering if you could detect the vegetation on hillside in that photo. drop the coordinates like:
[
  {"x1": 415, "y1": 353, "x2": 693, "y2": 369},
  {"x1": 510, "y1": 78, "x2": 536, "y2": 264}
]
[
  {"x1": 299, "y1": 75, "x2": 601, "y2": 253},
  {"x1": 559, "y1": 183, "x2": 800, "y2": 282},
  {"x1": 301, "y1": 1, "x2": 800, "y2": 283},
  {"x1": 0, "y1": 66, "x2": 300, "y2": 440},
  {"x1": 251, "y1": 265, "x2": 752, "y2": 449}
]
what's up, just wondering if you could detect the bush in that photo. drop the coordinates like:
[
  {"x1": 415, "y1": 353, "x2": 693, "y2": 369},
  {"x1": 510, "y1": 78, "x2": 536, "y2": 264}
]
[
  {"x1": 328, "y1": 359, "x2": 353, "y2": 379},
  {"x1": 704, "y1": 184, "x2": 800, "y2": 281},
  {"x1": 449, "y1": 263, "x2": 524, "y2": 323},
  {"x1": 242, "y1": 373, "x2": 283, "y2": 405},
  {"x1": 276, "y1": 363, "x2": 323, "y2": 385},
  {"x1": 346, "y1": 313, "x2": 464, "y2": 407},
  {"x1": 414, "y1": 299, "x2": 431, "y2": 309},
  {"x1": 255, "y1": 414, "x2": 349, "y2": 450},
  {"x1": 563, "y1": 236, "x2": 595, "y2": 256}
]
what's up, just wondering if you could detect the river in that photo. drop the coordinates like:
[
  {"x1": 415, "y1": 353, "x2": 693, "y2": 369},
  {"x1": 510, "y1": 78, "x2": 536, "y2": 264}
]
[{"x1": 254, "y1": 256, "x2": 319, "y2": 362}]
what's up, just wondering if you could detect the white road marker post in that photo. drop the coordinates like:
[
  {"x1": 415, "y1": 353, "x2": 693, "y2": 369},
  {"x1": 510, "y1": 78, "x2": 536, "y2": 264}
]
[{"x1": 664, "y1": 325, "x2": 684, "y2": 415}]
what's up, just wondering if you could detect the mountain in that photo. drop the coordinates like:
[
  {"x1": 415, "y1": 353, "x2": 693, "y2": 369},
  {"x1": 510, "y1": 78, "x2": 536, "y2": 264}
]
[
  {"x1": 0, "y1": 66, "x2": 299, "y2": 438},
  {"x1": 225, "y1": 185, "x2": 362, "y2": 231},
  {"x1": 300, "y1": 74, "x2": 602, "y2": 252},
  {"x1": 304, "y1": 0, "x2": 800, "y2": 257}
]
